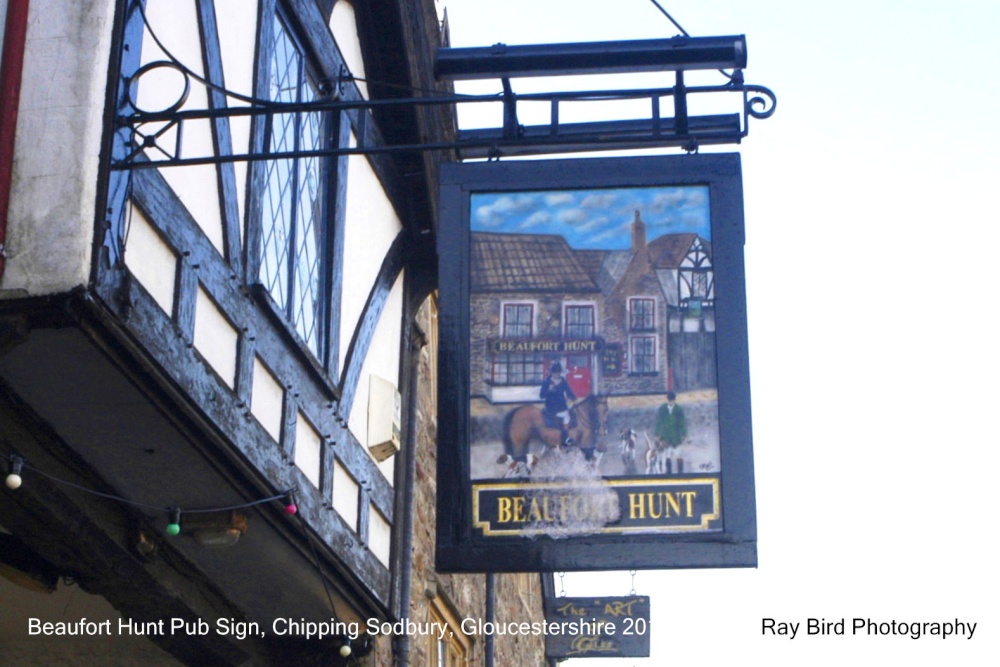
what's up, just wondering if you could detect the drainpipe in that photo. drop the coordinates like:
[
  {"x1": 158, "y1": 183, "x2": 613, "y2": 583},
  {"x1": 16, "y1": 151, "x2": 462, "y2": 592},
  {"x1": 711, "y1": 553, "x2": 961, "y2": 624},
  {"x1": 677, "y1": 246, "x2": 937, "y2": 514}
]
[
  {"x1": 391, "y1": 310, "x2": 427, "y2": 667},
  {"x1": 0, "y1": 0, "x2": 30, "y2": 280}
]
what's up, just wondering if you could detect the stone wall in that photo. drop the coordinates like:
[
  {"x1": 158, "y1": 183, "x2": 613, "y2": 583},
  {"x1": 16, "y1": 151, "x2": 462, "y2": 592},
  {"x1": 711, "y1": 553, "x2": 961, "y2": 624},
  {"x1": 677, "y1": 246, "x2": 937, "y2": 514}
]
[{"x1": 369, "y1": 297, "x2": 547, "y2": 666}]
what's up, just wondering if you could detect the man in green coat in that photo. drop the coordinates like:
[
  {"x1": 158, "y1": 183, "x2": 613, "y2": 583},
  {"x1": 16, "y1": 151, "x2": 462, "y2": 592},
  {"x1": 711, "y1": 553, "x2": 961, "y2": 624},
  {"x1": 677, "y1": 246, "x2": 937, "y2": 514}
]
[{"x1": 654, "y1": 391, "x2": 687, "y2": 474}]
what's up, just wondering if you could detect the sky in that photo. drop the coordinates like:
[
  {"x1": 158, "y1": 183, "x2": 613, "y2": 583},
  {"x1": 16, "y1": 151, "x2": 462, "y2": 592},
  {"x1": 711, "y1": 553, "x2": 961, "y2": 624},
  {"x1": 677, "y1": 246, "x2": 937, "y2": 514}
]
[
  {"x1": 471, "y1": 186, "x2": 711, "y2": 249},
  {"x1": 442, "y1": 1, "x2": 1000, "y2": 665}
]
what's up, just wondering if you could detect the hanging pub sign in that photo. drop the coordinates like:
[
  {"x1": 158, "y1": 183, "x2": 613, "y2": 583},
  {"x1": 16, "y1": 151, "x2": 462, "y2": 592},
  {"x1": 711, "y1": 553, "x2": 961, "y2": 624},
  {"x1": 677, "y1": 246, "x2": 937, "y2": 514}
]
[
  {"x1": 436, "y1": 154, "x2": 756, "y2": 572},
  {"x1": 543, "y1": 596, "x2": 651, "y2": 659}
]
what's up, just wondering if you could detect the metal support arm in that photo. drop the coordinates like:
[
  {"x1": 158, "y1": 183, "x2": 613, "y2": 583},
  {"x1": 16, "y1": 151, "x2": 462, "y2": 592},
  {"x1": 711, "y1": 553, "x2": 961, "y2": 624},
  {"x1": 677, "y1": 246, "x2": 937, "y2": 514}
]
[{"x1": 110, "y1": 35, "x2": 775, "y2": 170}]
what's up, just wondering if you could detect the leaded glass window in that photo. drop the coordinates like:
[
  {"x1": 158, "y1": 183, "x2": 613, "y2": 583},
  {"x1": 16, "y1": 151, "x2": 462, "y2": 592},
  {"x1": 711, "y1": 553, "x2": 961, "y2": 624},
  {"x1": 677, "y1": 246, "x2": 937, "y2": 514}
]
[{"x1": 259, "y1": 15, "x2": 325, "y2": 356}]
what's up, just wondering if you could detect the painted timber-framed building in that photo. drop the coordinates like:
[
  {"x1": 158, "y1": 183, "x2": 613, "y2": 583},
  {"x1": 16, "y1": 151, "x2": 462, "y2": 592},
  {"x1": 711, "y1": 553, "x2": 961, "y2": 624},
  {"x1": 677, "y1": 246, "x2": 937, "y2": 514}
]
[{"x1": 0, "y1": 0, "x2": 544, "y2": 665}]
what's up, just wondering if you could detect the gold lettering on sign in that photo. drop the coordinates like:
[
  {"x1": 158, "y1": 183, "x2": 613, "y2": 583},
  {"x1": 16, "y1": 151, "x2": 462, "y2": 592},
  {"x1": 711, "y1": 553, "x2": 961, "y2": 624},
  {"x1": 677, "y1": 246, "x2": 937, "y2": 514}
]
[
  {"x1": 555, "y1": 602, "x2": 587, "y2": 617},
  {"x1": 603, "y1": 600, "x2": 639, "y2": 617},
  {"x1": 627, "y1": 491, "x2": 697, "y2": 520},
  {"x1": 497, "y1": 497, "x2": 512, "y2": 523},
  {"x1": 567, "y1": 635, "x2": 617, "y2": 656},
  {"x1": 493, "y1": 493, "x2": 617, "y2": 524},
  {"x1": 512, "y1": 497, "x2": 526, "y2": 523}
]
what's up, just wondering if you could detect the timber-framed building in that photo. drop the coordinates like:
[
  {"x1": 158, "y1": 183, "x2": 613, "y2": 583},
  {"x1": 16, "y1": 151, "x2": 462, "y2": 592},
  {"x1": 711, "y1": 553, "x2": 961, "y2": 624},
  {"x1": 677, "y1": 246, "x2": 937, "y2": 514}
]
[{"x1": 0, "y1": 1, "x2": 544, "y2": 665}]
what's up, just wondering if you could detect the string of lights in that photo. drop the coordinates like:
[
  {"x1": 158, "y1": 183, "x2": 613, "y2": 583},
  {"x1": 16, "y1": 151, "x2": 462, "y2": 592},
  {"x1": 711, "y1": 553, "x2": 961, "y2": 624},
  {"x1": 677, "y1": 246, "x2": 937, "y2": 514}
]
[
  {"x1": 2, "y1": 450, "x2": 366, "y2": 655},
  {"x1": 2, "y1": 452, "x2": 298, "y2": 532}
]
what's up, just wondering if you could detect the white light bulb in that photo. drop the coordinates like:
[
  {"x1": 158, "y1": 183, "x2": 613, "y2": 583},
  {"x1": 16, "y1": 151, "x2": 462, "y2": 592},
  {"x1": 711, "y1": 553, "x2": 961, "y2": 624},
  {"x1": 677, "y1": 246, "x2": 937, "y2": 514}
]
[
  {"x1": 339, "y1": 644, "x2": 352, "y2": 657},
  {"x1": 6, "y1": 473, "x2": 22, "y2": 490}
]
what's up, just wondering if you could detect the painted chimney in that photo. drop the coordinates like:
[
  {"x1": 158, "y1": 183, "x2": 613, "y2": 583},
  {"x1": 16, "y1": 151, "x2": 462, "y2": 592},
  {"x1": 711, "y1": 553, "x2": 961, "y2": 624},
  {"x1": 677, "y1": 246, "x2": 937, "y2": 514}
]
[{"x1": 631, "y1": 210, "x2": 647, "y2": 254}]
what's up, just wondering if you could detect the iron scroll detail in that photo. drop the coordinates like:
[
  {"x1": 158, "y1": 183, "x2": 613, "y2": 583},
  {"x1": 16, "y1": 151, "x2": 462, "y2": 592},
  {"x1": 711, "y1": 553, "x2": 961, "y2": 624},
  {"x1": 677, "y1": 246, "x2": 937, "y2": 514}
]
[{"x1": 744, "y1": 84, "x2": 777, "y2": 120}]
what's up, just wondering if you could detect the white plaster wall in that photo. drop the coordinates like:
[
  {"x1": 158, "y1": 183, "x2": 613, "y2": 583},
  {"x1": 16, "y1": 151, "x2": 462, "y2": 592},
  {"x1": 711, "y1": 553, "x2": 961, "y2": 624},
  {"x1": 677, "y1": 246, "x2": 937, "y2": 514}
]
[
  {"x1": 347, "y1": 271, "x2": 403, "y2": 483},
  {"x1": 193, "y1": 285, "x2": 238, "y2": 387},
  {"x1": 1, "y1": 0, "x2": 115, "y2": 296},
  {"x1": 124, "y1": 204, "x2": 177, "y2": 315},
  {"x1": 330, "y1": 1, "x2": 368, "y2": 99},
  {"x1": 487, "y1": 385, "x2": 540, "y2": 404},
  {"x1": 367, "y1": 504, "x2": 391, "y2": 567},
  {"x1": 138, "y1": 1, "x2": 224, "y2": 257},
  {"x1": 294, "y1": 412, "x2": 322, "y2": 489},
  {"x1": 214, "y1": 0, "x2": 259, "y2": 243},
  {"x1": 331, "y1": 458, "x2": 360, "y2": 532},
  {"x1": 251, "y1": 356, "x2": 284, "y2": 443},
  {"x1": 338, "y1": 132, "x2": 403, "y2": 370}
]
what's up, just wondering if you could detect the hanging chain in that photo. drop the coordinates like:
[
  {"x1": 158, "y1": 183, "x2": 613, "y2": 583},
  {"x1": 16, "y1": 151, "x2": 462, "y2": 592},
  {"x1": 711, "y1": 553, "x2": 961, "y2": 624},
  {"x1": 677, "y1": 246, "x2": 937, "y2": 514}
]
[
  {"x1": 558, "y1": 572, "x2": 567, "y2": 597},
  {"x1": 629, "y1": 569, "x2": 637, "y2": 596}
]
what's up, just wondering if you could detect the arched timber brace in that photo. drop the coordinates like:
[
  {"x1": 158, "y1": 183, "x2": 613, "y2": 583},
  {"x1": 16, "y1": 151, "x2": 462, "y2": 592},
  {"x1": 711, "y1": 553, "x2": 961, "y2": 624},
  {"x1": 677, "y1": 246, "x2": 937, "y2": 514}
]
[
  {"x1": 194, "y1": 0, "x2": 242, "y2": 273},
  {"x1": 338, "y1": 231, "x2": 408, "y2": 417}
]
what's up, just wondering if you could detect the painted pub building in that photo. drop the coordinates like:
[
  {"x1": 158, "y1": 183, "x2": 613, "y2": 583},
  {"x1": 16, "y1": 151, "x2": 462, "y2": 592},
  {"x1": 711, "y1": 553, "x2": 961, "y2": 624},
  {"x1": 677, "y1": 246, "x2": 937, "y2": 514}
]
[{"x1": 471, "y1": 211, "x2": 716, "y2": 405}]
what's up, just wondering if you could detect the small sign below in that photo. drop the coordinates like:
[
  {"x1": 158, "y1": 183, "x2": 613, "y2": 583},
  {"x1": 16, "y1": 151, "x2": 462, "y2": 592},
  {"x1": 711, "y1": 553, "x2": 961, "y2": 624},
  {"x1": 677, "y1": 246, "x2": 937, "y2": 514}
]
[{"x1": 544, "y1": 596, "x2": 651, "y2": 659}]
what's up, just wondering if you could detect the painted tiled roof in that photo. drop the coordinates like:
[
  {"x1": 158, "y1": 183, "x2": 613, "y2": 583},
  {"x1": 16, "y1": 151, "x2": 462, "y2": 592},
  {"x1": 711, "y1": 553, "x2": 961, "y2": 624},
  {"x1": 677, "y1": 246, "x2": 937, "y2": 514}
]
[
  {"x1": 471, "y1": 232, "x2": 599, "y2": 292},
  {"x1": 574, "y1": 249, "x2": 607, "y2": 283}
]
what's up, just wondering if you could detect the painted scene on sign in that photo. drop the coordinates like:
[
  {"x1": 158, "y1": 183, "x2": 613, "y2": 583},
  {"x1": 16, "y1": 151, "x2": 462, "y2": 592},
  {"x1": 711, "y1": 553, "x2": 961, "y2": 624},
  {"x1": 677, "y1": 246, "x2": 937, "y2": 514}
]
[{"x1": 468, "y1": 186, "x2": 721, "y2": 484}]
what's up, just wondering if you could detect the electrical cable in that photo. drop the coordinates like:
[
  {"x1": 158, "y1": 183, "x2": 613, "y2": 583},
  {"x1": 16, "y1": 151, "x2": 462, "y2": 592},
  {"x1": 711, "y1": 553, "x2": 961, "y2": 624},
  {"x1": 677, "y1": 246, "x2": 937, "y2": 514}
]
[
  {"x1": 3, "y1": 452, "x2": 296, "y2": 516},
  {"x1": 2, "y1": 450, "x2": 355, "y2": 640}
]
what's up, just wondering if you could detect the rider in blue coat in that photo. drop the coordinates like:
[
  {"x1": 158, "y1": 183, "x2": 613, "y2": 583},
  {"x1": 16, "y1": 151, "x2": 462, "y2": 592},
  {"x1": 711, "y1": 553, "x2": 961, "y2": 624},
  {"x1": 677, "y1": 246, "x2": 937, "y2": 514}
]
[{"x1": 540, "y1": 362, "x2": 576, "y2": 447}]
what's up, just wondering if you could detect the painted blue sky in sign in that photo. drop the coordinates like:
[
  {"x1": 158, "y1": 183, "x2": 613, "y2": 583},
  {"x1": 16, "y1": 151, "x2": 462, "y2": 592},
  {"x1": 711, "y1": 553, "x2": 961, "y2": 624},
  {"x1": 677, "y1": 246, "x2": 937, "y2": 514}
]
[{"x1": 471, "y1": 186, "x2": 710, "y2": 250}]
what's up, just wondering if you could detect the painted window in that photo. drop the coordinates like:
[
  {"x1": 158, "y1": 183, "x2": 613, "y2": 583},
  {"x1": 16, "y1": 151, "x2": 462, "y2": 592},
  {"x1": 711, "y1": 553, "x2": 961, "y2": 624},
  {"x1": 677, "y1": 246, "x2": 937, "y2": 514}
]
[
  {"x1": 259, "y1": 14, "x2": 326, "y2": 356},
  {"x1": 630, "y1": 335, "x2": 657, "y2": 374},
  {"x1": 629, "y1": 297, "x2": 655, "y2": 331},
  {"x1": 690, "y1": 270, "x2": 710, "y2": 298},
  {"x1": 493, "y1": 303, "x2": 541, "y2": 385},
  {"x1": 491, "y1": 353, "x2": 545, "y2": 386},
  {"x1": 564, "y1": 304, "x2": 595, "y2": 338},
  {"x1": 502, "y1": 303, "x2": 534, "y2": 338}
]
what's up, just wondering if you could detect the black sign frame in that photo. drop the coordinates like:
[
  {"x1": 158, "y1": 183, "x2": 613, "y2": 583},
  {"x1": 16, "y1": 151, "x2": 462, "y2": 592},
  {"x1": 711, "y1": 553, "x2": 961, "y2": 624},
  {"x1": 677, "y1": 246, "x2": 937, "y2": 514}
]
[{"x1": 436, "y1": 154, "x2": 755, "y2": 572}]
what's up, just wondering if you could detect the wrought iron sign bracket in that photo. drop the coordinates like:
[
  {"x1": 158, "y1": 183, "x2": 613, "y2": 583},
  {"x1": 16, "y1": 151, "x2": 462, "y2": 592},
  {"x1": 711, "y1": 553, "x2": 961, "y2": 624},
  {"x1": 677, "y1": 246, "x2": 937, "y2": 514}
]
[{"x1": 110, "y1": 34, "x2": 776, "y2": 171}]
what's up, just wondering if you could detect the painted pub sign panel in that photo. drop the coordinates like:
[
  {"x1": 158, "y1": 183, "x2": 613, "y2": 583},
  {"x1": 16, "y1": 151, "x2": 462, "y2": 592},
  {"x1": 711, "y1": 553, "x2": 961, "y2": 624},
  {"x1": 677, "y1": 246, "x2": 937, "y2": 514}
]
[{"x1": 437, "y1": 155, "x2": 756, "y2": 572}]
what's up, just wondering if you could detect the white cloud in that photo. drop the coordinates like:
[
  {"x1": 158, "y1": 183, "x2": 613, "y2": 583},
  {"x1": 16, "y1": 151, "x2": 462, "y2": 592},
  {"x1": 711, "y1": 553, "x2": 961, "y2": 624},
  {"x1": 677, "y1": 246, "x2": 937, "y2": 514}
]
[
  {"x1": 474, "y1": 193, "x2": 539, "y2": 227},
  {"x1": 580, "y1": 193, "x2": 618, "y2": 209},
  {"x1": 517, "y1": 210, "x2": 552, "y2": 230},
  {"x1": 545, "y1": 193, "x2": 575, "y2": 206},
  {"x1": 557, "y1": 208, "x2": 588, "y2": 224}
]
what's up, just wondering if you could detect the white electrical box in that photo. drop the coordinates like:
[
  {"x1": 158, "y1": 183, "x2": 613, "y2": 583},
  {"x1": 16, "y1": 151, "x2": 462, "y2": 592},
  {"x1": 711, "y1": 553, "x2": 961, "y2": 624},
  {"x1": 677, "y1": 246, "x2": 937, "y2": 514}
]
[{"x1": 367, "y1": 375, "x2": 401, "y2": 462}]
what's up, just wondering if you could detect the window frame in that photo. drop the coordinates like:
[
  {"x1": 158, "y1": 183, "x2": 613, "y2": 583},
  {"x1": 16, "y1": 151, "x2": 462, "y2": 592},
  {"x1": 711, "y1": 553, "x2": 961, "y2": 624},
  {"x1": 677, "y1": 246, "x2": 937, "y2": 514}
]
[
  {"x1": 250, "y1": 3, "x2": 343, "y2": 370},
  {"x1": 628, "y1": 297, "x2": 656, "y2": 332},
  {"x1": 428, "y1": 596, "x2": 472, "y2": 667},
  {"x1": 629, "y1": 334, "x2": 657, "y2": 375},
  {"x1": 564, "y1": 302, "x2": 596, "y2": 339},
  {"x1": 490, "y1": 351, "x2": 545, "y2": 386},
  {"x1": 501, "y1": 302, "x2": 535, "y2": 339}
]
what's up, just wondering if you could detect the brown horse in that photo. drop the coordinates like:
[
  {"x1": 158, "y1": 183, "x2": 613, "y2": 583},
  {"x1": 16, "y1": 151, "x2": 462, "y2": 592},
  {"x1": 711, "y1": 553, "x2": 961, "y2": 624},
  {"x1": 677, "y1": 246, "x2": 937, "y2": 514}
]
[{"x1": 497, "y1": 395, "x2": 609, "y2": 476}]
